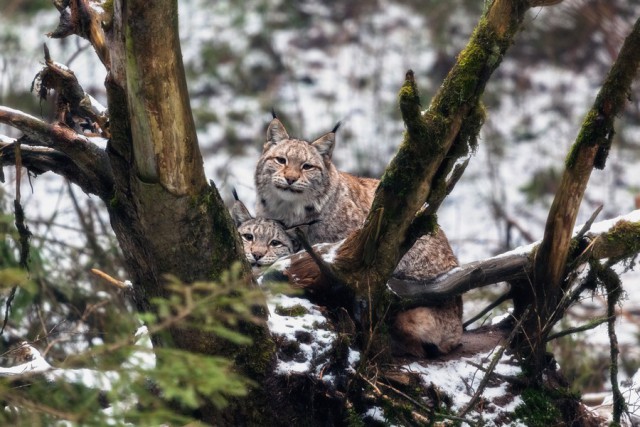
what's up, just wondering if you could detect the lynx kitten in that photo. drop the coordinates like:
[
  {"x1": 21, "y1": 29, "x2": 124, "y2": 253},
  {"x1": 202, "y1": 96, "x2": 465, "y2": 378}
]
[
  {"x1": 254, "y1": 116, "x2": 463, "y2": 357},
  {"x1": 231, "y1": 190, "x2": 298, "y2": 269}
]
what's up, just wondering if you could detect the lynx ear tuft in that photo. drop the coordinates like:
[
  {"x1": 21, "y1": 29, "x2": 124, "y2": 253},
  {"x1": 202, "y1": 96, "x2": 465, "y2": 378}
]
[
  {"x1": 230, "y1": 192, "x2": 253, "y2": 226},
  {"x1": 264, "y1": 117, "x2": 290, "y2": 151},
  {"x1": 331, "y1": 121, "x2": 341, "y2": 134},
  {"x1": 271, "y1": 108, "x2": 277, "y2": 119}
]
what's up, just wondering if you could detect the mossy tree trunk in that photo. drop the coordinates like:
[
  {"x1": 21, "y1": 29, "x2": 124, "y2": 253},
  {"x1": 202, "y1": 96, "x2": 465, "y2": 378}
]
[
  {"x1": 513, "y1": 15, "x2": 640, "y2": 382},
  {"x1": 105, "y1": 1, "x2": 276, "y2": 423},
  {"x1": 2, "y1": 0, "x2": 275, "y2": 424},
  {"x1": 327, "y1": 0, "x2": 537, "y2": 353}
]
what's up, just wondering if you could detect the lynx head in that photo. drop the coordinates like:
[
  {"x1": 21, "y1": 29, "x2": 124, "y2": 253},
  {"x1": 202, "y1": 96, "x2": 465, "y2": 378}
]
[
  {"x1": 231, "y1": 190, "x2": 299, "y2": 267},
  {"x1": 255, "y1": 116, "x2": 340, "y2": 207}
]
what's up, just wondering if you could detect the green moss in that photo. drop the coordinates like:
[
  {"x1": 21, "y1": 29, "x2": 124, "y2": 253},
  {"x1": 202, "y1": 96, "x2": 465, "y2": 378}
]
[
  {"x1": 513, "y1": 388, "x2": 562, "y2": 426},
  {"x1": 565, "y1": 18, "x2": 640, "y2": 171},
  {"x1": 103, "y1": 0, "x2": 114, "y2": 15},
  {"x1": 109, "y1": 194, "x2": 119, "y2": 209},
  {"x1": 193, "y1": 185, "x2": 250, "y2": 281},
  {"x1": 379, "y1": 111, "x2": 448, "y2": 201},
  {"x1": 607, "y1": 220, "x2": 640, "y2": 255},
  {"x1": 240, "y1": 321, "x2": 276, "y2": 379},
  {"x1": 454, "y1": 101, "x2": 486, "y2": 156},
  {"x1": 565, "y1": 110, "x2": 600, "y2": 169},
  {"x1": 274, "y1": 304, "x2": 309, "y2": 317},
  {"x1": 433, "y1": 17, "x2": 502, "y2": 116}
]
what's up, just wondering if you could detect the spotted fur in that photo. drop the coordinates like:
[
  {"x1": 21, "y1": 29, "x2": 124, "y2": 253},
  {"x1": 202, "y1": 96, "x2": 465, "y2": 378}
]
[
  {"x1": 255, "y1": 117, "x2": 378, "y2": 245},
  {"x1": 231, "y1": 192, "x2": 298, "y2": 267}
]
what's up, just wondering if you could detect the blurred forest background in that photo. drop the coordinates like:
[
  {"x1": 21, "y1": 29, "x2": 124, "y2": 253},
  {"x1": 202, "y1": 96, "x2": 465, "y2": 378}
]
[{"x1": 1, "y1": 0, "x2": 639, "y2": 404}]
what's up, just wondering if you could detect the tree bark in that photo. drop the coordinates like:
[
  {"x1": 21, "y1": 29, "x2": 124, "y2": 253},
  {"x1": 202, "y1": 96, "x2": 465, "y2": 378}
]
[
  {"x1": 1, "y1": 1, "x2": 276, "y2": 423},
  {"x1": 518, "y1": 15, "x2": 640, "y2": 380},
  {"x1": 104, "y1": 1, "x2": 275, "y2": 422}
]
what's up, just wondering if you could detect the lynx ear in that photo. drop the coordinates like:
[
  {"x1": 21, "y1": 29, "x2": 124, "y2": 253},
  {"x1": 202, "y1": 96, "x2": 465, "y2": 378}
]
[
  {"x1": 231, "y1": 189, "x2": 253, "y2": 226},
  {"x1": 311, "y1": 122, "x2": 340, "y2": 159},
  {"x1": 284, "y1": 225, "x2": 308, "y2": 252},
  {"x1": 264, "y1": 118, "x2": 290, "y2": 151}
]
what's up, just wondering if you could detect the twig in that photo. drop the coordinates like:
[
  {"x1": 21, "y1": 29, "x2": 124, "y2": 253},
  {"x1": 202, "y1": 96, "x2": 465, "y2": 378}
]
[
  {"x1": 294, "y1": 227, "x2": 343, "y2": 285},
  {"x1": 357, "y1": 371, "x2": 474, "y2": 425},
  {"x1": 90, "y1": 268, "x2": 129, "y2": 290},
  {"x1": 2, "y1": 142, "x2": 32, "y2": 335},
  {"x1": 601, "y1": 263, "x2": 628, "y2": 423},
  {"x1": 5, "y1": 394, "x2": 80, "y2": 423},
  {"x1": 0, "y1": 287, "x2": 18, "y2": 336},
  {"x1": 459, "y1": 307, "x2": 529, "y2": 418},
  {"x1": 575, "y1": 204, "x2": 603, "y2": 239},
  {"x1": 490, "y1": 199, "x2": 536, "y2": 244},
  {"x1": 466, "y1": 361, "x2": 527, "y2": 387},
  {"x1": 546, "y1": 316, "x2": 609, "y2": 342},
  {"x1": 463, "y1": 291, "x2": 511, "y2": 328}
]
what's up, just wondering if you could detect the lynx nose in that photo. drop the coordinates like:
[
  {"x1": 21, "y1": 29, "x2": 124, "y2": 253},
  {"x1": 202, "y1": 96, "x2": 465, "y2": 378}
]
[
  {"x1": 285, "y1": 177, "x2": 297, "y2": 185},
  {"x1": 252, "y1": 251, "x2": 264, "y2": 261}
]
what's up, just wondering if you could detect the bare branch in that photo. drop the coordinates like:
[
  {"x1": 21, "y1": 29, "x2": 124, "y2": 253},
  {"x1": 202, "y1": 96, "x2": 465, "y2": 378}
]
[
  {"x1": 263, "y1": 211, "x2": 640, "y2": 306},
  {"x1": 0, "y1": 138, "x2": 112, "y2": 198},
  {"x1": 389, "y1": 252, "x2": 529, "y2": 303},
  {"x1": 546, "y1": 317, "x2": 609, "y2": 342},
  {"x1": 575, "y1": 204, "x2": 603, "y2": 239},
  {"x1": 459, "y1": 307, "x2": 529, "y2": 418},
  {"x1": 463, "y1": 291, "x2": 512, "y2": 329},
  {"x1": 382, "y1": 210, "x2": 640, "y2": 304},
  {"x1": 33, "y1": 44, "x2": 109, "y2": 137}
]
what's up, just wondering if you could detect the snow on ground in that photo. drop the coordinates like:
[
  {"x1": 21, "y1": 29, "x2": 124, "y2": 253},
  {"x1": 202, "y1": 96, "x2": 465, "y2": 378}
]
[
  {"x1": 266, "y1": 293, "x2": 360, "y2": 377},
  {"x1": 267, "y1": 294, "x2": 337, "y2": 375},
  {"x1": 404, "y1": 348, "x2": 526, "y2": 426}
]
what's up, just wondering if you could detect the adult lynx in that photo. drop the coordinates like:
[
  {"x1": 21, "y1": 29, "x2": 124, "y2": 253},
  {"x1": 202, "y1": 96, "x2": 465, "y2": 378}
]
[
  {"x1": 255, "y1": 117, "x2": 378, "y2": 244},
  {"x1": 255, "y1": 116, "x2": 463, "y2": 357},
  {"x1": 255, "y1": 116, "x2": 459, "y2": 277}
]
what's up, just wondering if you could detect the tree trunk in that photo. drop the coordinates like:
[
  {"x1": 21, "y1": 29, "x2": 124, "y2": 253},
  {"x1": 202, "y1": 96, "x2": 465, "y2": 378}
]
[
  {"x1": 515, "y1": 16, "x2": 640, "y2": 381},
  {"x1": 102, "y1": 0, "x2": 276, "y2": 422}
]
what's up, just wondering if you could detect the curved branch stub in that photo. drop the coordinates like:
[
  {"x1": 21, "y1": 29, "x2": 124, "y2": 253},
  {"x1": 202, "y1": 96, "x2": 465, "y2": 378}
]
[
  {"x1": 47, "y1": 0, "x2": 110, "y2": 68},
  {"x1": 33, "y1": 45, "x2": 109, "y2": 137}
]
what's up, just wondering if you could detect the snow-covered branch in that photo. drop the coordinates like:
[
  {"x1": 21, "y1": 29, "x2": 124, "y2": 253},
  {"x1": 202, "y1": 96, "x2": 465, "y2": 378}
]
[
  {"x1": 0, "y1": 108, "x2": 113, "y2": 199},
  {"x1": 262, "y1": 210, "x2": 640, "y2": 307},
  {"x1": 391, "y1": 210, "x2": 640, "y2": 304}
]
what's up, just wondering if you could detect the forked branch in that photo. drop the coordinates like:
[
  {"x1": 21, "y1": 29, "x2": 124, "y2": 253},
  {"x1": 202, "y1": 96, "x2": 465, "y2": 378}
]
[{"x1": 0, "y1": 108, "x2": 113, "y2": 199}]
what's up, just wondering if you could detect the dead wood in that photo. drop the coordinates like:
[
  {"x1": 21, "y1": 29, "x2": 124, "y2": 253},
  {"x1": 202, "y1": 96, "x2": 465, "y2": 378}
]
[{"x1": 262, "y1": 211, "x2": 640, "y2": 309}]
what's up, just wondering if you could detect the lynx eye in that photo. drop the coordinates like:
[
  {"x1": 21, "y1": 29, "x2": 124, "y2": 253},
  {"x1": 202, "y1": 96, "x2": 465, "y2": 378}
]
[
  {"x1": 269, "y1": 240, "x2": 283, "y2": 247},
  {"x1": 301, "y1": 163, "x2": 314, "y2": 171},
  {"x1": 242, "y1": 233, "x2": 254, "y2": 241},
  {"x1": 274, "y1": 157, "x2": 286, "y2": 165}
]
